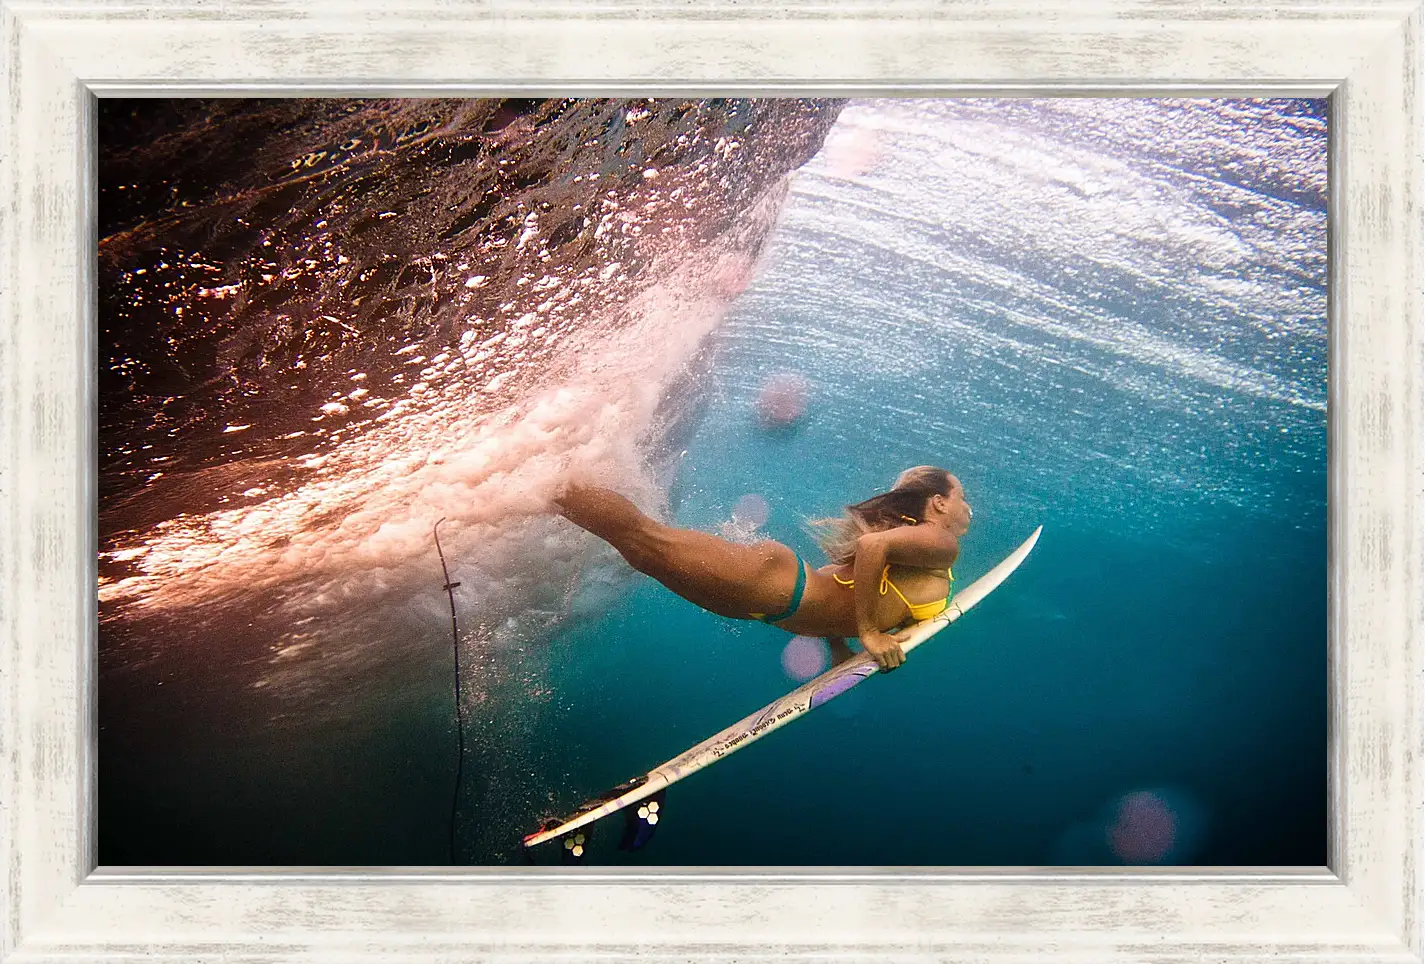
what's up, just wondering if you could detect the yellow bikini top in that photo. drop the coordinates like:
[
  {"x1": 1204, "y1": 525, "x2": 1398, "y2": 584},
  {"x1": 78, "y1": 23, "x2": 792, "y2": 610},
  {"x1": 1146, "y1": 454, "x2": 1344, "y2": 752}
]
[{"x1": 833, "y1": 565, "x2": 954, "y2": 622}]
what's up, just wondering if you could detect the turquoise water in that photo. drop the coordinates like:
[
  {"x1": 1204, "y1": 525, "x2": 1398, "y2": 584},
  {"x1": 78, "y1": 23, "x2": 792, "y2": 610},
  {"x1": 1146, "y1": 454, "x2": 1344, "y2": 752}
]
[
  {"x1": 97, "y1": 98, "x2": 1326, "y2": 868},
  {"x1": 523, "y1": 99, "x2": 1327, "y2": 866}
]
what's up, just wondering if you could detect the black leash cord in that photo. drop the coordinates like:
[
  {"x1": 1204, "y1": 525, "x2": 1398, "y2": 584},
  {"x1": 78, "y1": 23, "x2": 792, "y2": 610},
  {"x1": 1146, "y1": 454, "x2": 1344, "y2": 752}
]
[{"x1": 433, "y1": 517, "x2": 465, "y2": 865}]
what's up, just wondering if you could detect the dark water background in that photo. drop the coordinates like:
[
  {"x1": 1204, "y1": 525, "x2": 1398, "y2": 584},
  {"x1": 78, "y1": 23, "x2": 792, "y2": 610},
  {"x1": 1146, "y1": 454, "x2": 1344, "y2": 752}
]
[{"x1": 98, "y1": 97, "x2": 1326, "y2": 867}]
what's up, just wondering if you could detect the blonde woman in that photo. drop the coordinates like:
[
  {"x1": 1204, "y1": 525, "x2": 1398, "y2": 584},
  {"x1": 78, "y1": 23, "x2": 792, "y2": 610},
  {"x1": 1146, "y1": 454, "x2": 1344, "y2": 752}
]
[{"x1": 555, "y1": 466, "x2": 972, "y2": 671}]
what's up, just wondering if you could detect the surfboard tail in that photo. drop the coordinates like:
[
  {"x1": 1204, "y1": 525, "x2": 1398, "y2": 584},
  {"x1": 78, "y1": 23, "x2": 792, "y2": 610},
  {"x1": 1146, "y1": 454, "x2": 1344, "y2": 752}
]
[
  {"x1": 618, "y1": 788, "x2": 667, "y2": 851},
  {"x1": 558, "y1": 828, "x2": 591, "y2": 864}
]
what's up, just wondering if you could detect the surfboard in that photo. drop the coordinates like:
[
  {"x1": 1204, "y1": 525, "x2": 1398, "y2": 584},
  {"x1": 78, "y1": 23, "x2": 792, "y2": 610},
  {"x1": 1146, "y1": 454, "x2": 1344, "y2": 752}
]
[{"x1": 523, "y1": 525, "x2": 1043, "y2": 853}]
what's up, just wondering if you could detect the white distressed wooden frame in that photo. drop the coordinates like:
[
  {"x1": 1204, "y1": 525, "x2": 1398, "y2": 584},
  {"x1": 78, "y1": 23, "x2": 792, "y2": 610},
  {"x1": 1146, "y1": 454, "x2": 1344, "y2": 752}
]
[{"x1": 1, "y1": 0, "x2": 1418, "y2": 961}]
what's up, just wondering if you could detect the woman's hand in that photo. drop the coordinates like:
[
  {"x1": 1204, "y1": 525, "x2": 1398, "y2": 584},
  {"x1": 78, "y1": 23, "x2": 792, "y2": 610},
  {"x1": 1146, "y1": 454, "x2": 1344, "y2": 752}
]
[{"x1": 860, "y1": 629, "x2": 906, "y2": 671}]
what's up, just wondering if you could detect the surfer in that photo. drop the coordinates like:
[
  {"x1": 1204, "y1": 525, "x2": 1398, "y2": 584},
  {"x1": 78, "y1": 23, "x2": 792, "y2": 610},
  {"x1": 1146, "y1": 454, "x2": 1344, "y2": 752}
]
[{"x1": 554, "y1": 466, "x2": 972, "y2": 671}]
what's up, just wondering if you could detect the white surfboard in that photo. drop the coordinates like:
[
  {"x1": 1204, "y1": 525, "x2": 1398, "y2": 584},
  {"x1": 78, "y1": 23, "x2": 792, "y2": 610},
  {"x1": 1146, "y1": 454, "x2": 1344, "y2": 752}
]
[{"x1": 523, "y1": 525, "x2": 1043, "y2": 851}]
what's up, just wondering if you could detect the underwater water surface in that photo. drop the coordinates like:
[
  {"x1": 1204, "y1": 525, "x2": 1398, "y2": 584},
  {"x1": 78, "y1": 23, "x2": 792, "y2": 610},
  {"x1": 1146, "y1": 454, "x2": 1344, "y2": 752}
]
[{"x1": 98, "y1": 97, "x2": 1326, "y2": 867}]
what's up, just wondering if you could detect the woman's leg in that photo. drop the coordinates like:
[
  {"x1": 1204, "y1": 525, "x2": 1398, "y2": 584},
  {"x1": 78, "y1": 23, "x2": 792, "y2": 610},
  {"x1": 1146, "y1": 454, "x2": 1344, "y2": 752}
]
[{"x1": 556, "y1": 484, "x2": 802, "y2": 620}]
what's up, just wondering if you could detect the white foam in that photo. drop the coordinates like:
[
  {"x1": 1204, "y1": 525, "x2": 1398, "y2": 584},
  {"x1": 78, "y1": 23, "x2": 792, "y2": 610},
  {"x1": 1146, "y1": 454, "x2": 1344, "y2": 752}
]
[{"x1": 100, "y1": 252, "x2": 753, "y2": 699}]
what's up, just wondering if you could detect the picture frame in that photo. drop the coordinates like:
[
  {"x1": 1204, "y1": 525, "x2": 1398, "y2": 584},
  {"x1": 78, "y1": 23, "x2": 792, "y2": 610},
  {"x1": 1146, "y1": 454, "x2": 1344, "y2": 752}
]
[{"x1": 2, "y1": 0, "x2": 1418, "y2": 960}]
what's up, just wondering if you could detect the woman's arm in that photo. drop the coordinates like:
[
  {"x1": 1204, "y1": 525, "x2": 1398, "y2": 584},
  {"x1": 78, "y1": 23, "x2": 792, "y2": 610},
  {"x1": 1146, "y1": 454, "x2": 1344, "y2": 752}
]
[
  {"x1": 852, "y1": 525, "x2": 960, "y2": 671},
  {"x1": 874, "y1": 522, "x2": 960, "y2": 570}
]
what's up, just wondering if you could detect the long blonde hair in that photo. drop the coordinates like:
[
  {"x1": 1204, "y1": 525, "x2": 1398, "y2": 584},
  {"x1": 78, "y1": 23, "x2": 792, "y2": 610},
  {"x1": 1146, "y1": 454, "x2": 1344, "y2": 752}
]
[{"x1": 808, "y1": 466, "x2": 955, "y2": 564}]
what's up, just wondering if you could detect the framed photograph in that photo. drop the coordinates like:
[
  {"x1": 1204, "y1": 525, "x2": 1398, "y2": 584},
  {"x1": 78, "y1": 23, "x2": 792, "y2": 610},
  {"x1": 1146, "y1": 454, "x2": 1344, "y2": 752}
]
[{"x1": 3, "y1": 1, "x2": 1419, "y2": 961}]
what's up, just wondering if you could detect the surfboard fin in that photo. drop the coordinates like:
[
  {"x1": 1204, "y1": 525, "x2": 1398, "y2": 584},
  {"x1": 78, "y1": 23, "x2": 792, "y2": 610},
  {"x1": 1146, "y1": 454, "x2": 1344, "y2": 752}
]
[
  {"x1": 559, "y1": 829, "x2": 591, "y2": 865},
  {"x1": 618, "y1": 788, "x2": 667, "y2": 851}
]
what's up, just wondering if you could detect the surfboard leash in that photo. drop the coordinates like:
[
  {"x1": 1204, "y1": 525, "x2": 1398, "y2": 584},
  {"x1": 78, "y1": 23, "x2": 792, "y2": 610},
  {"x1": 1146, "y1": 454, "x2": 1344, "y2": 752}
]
[{"x1": 433, "y1": 517, "x2": 465, "y2": 865}]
